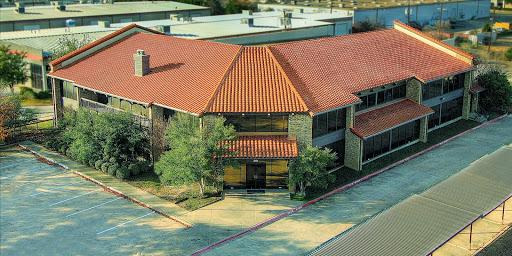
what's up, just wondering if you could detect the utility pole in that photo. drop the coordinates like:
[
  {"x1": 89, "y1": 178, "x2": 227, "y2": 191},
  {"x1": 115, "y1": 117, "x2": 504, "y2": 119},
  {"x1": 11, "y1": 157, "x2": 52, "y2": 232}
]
[
  {"x1": 438, "y1": 2, "x2": 443, "y2": 40},
  {"x1": 488, "y1": 6, "x2": 496, "y2": 53},
  {"x1": 407, "y1": 0, "x2": 411, "y2": 25}
]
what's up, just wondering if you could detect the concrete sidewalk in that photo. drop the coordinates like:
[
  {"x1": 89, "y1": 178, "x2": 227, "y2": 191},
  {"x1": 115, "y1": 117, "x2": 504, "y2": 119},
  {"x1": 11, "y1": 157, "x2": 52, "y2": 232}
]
[{"x1": 202, "y1": 115, "x2": 512, "y2": 255}]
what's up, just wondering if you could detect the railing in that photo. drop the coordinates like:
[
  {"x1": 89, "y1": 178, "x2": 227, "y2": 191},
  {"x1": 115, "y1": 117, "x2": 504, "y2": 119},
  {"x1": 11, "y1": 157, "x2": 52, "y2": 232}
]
[{"x1": 79, "y1": 98, "x2": 151, "y2": 128}]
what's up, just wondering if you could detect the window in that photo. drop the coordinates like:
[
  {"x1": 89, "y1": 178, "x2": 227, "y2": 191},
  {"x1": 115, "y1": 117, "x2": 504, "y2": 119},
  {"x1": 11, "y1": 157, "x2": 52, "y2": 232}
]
[
  {"x1": 423, "y1": 80, "x2": 443, "y2": 100},
  {"x1": 62, "y1": 81, "x2": 76, "y2": 100},
  {"x1": 224, "y1": 115, "x2": 288, "y2": 133},
  {"x1": 97, "y1": 94, "x2": 108, "y2": 104},
  {"x1": 313, "y1": 109, "x2": 347, "y2": 138},
  {"x1": 356, "y1": 82, "x2": 406, "y2": 112},
  {"x1": 30, "y1": 64, "x2": 43, "y2": 89},
  {"x1": 323, "y1": 139, "x2": 345, "y2": 166}
]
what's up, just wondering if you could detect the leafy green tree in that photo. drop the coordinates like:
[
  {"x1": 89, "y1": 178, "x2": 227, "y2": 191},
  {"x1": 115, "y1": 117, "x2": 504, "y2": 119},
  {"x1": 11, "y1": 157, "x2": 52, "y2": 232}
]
[
  {"x1": 205, "y1": 0, "x2": 225, "y2": 15},
  {"x1": 476, "y1": 70, "x2": 512, "y2": 111},
  {"x1": 482, "y1": 22, "x2": 492, "y2": 32},
  {"x1": 352, "y1": 21, "x2": 384, "y2": 33},
  {"x1": 505, "y1": 47, "x2": 512, "y2": 61},
  {"x1": 288, "y1": 146, "x2": 337, "y2": 198},
  {"x1": 225, "y1": 0, "x2": 256, "y2": 14},
  {"x1": 155, "y1": 113, "x2": 237, "y2": 197},
  {"x1": 49, "y1": 36, "x2": 92, "y2": 61},
  {"x1": 63, "y1": 108, "x2": 148, "y2": 168},
  {"x1": 0, "y1": 45, "x2": 28, "y2": 94},
  {"x1": 0, "y1": 94, "x2": 36, "y2": 141}
]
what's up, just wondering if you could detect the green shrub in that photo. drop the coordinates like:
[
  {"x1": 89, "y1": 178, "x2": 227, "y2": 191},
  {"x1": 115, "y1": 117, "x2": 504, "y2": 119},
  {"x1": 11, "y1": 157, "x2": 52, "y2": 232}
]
[
  {"x1": 95, "y1": 160, "x2": 104, "y2": 170},
  {"x1": 116, "y1": 167, "x2": 130, "y2": 180},
  {"x1": 45, "y1": 141, "x2": 52, "y2": 149},
  {"x1": 51, "y1": 140, "x2": 60, "y2": 150},
  {"x1": 19, "y1": 87, "x2": 36, "y2": 99},
  {"x1": 109, "y1": 157, "x2": 117, "y2": 164},
  {"x1": 101, "y1": 162, "x2": 111, "y2": 173},
  {"x1": 88, "y1": 159, "x2": 96, "y2": 167},
  {"x1": 482, "y1": 22, "x2": 491, "y2": 32},
  {"x1": 107, "y1": 164, "x2": 118, "y2": 176},
  {"x1": 60, "y1": 145, "x2": 68, "y2": 154},
  {"x1": 65, "y1": 148, "x2": 72, "y2": 156},
  {"x1": 35, "y1": 91, "x2": 52, "y2": 99},
  {"x1": 128, "y1": 163, "x2": 140, "y2": 176},
  {"x1": 137, "y1": 161, "x2": 151, "y2": 173},
  {"x1": 505, "y1": 47, "x2": 512, "y2": 61}
]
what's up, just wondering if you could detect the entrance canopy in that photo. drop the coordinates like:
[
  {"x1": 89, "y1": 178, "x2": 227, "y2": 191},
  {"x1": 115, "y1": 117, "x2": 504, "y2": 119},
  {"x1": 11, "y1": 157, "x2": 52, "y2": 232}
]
[
  {"x1": 309, "y1": 144, "x2": 512, "y2": 256},
  {"x1": 222, "y1": 135, "x2": 298, "y2": 159}
]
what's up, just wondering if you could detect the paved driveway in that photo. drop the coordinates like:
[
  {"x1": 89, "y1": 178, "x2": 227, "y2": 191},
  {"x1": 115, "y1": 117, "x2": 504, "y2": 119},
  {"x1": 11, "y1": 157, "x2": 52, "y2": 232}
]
[{"x1": 203, "y1": 115, "x2": 512, "y2": 255}]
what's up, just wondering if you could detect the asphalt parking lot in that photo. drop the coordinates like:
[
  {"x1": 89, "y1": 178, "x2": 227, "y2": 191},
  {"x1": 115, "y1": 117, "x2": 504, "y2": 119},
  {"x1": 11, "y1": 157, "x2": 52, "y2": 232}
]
[{"x1": 0, "y1": 147, "x2": 187, "y2": 256}]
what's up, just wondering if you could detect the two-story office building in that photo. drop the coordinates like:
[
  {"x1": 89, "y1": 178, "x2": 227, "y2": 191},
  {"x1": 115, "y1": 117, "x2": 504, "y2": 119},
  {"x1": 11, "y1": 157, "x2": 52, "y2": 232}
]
[{"x1": 48, "y1": 22, "x2": 481, "y2": 189}]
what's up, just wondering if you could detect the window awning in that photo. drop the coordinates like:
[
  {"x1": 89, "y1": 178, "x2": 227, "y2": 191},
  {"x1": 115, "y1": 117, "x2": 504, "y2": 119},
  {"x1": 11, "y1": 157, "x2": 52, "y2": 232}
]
[
  {"x1": 221, "y1": 135, "x2": 298, "y2": 159},
  {"x1": 470, "y1": 83, "x2": 485, "y2": 94},
  {"x1": 351, "y1": 99, "x2": 434, "y2": 139}
]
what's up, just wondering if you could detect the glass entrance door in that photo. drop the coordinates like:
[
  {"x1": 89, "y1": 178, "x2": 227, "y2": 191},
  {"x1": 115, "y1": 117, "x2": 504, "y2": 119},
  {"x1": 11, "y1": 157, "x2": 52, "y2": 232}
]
[{"x1": 246, "y1": 163, "x2": 266, "y2": 189}]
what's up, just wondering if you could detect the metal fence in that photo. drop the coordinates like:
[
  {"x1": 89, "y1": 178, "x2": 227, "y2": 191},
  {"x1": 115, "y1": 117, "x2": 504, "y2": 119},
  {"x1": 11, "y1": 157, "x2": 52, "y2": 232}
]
[{"x1": 79, "y1": 98, "x2": 151, "y2": 128}]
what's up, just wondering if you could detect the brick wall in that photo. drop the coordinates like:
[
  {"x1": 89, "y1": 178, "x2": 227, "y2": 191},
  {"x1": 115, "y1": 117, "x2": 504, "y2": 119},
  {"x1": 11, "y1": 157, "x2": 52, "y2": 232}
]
[
  {"x1": 419, "y1": 116, "x2": 428, "y2": 142},
  {"x1": 406, "y1": 78, "x2": 422, "y2": 103},
  {"x1": 52, "y1": 78, "x2": 63, "y2": 125},
  {"x1": 288, "y1": 113, "x2": 312, "y2": 150},
  {"x1": 344, "y1": 106, "x2": 363, "y2": 171},
  {"x1": 471, "y1": 93, "x2": 479, "y2": 112}
]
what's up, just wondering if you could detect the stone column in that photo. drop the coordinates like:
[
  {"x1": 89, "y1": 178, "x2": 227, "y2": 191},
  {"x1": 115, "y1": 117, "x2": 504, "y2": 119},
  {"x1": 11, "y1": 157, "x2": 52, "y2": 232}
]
[
  {"x1": 149, "y1": 105, "x2": 166, "y2": 164},
  {"x1": 462, "y1": 71, "x2": 472, "y2": 120},
  {"x1": 406, "y1": 78, "x2": 422, "y2": 103},
  {"x1": 419, "y1": 116, "x2": 428, "y2": 143},
  {"x1": 344, "y1": 105, "x2": 363, "y2": 171},
  {"x1": 471, "y1": 93, "x2": 479, "y2": 113},
  {"x1": 288, "y1": 113, "x2": 312, "y2": 151},
  {"x1": 52, "y1": 78, "x2": 63, "y2": 127}
]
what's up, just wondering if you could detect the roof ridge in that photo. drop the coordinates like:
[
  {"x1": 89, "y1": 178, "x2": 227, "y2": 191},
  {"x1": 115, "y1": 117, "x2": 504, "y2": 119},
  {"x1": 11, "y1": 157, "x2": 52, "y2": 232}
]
[
  {"x1": 203, "y1": 45, "x2": 244, "y2": 114},
  {"x1": 49, "y1": 23, "x2": 165, "y2": 69},
  {"x1": 264, "y1": 45, "x2": 310, "y2": 115},
  {"x1": 393, "y1": 21, "x2": 475, "y2": 61}
]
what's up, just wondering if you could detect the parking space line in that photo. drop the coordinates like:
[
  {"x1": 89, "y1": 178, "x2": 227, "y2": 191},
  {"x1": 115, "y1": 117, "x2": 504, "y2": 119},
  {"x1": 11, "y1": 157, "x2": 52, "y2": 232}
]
[
  {"x1": 30, "y1": 180, "x2": 84, "y2": 197},
  {"x1": 66, "y1": 197, "x2": 122, "y2": 217},
  {"x1": 0, "y1": 158, "x2": 38, "y2": 170},
  {"x1": 96, "y1": 212, "x2": 156, "y2": 235},
  {"x1": 48, "y1": 189, "x2": 102, "y2": 207}
]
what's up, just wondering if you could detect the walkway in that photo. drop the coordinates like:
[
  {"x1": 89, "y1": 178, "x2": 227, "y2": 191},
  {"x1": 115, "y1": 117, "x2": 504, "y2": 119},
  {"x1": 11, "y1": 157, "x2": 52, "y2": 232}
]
[{"x1": 201, "y1": 115, "x2": 512, "y2": 255}]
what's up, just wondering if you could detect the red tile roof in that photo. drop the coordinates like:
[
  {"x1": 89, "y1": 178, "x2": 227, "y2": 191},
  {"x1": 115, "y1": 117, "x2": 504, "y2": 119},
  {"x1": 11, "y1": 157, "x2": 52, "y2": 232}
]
[
  {"x1": 470, "y1": 83, "x2": 485, "y2": 94},
  {"x1": 352, "y1": 99, "x2": 434, "y2": 138},
  {"x1": 51, "y1": 32, "x2": 242, "y2": 115},
  {"x1": 50, "y1": 24, "x2": 165, "y2": 69},
  {"x1": 222, "y1": 135, "x2": 298, "y2": 159},
  {"x1": 208, "y1": 47, "x2": 308, "y2": 113},
  {"x1": 269, "y1": 29, "x2": 474, "y2": 114}
]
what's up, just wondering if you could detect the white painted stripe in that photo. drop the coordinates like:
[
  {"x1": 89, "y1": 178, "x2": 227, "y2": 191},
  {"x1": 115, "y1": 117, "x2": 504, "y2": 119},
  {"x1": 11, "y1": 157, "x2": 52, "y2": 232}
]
[
  {"x1": 30, "y1": 180, "x2": 84, "y2": 197},
  {"x1": 14, "y1": 182, "x2": 35, "y2": 188},
  {"x1": 66, "y1": 197, "x2": 122, "y2": 217},
  {"x1": 48, "y1": 189, "x2": 102, "y2": 206},
  {"x1": 96, "y1": 212, "x2": 155, "y2": 235},
  {"x1": 0, "y1": 159, "x2": 38, "y2": 170}
]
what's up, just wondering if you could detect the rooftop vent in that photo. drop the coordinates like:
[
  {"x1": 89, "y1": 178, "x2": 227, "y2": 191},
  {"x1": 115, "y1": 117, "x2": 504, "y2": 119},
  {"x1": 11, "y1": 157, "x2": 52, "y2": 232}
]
[
  {"x1": 293, "y1": 8, "x2": 303, "y2": 13},
  {"x1": 66, "y1": 19, "x2": 75, "y2": 27},
  {"x1": 133, "y1": 50, "x2": 150, "y2": 77},
  {"x1": 291, "y1": 0, "x2": 297, "y2": 5},
  {"x1": 15, "y1": 2, "x2": 25, "y2": 13},
  {"x1": 339, "y1": 3, "x2": 345, "y2": 7},
  {"x1": 316, "y1": 0, "x2": 321, "y2": 3},
  {"x1": 242, "y1": 10, "x2": 253, "y2": 15},
  {"x1": 376, "y1": 4, "x2": 383, "y2": 7},
  {"x1": 56, "y1": 2, "x2": 66, "y2": 11},
  {"x1": 241, "y1": 18, "x2": 254, "y2": 27},
  {"x1": 98, "y1": 20, "x2": 110, "y2": 28},
  {"x1": 170, "y1": 14, "x2": 183, "y2": 21}
]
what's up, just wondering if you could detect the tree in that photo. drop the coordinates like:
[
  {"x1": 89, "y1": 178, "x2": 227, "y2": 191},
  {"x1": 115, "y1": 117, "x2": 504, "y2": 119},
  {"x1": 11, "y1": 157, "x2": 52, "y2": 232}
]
[
  {"x1": 0, "y1": 45, "x2": 28, "y2": 94},
  {"x1": 476, "y1": 69, "x2": 512, "y2": 111},
  {"x1": 49, "y1": 36, "x2": 92, "y2": 61},
  {"x1": 288, "y1": 147, "x2": 337, "y2": 198},
  {"x1": 155, "y1": 113, "x2": 237, "y2": 197},
  {"x1": 482, "y1": 22, "x2": 492, "y2": 33},
  {"x1": 205, "y1": 0, "x2": 225, "y2": 15},
  {"x1": 225, "y1": 0, "x2": 256, "y2": 14},
  {"x1": 62, "y1": 108, "x2": 148, "y2": 168},
  {"x1": 0, "y1": 94, "x2": 36, "y2": 142},
  {"x1": 351, "y1": 21, "x2": 384, "y2": 33}
]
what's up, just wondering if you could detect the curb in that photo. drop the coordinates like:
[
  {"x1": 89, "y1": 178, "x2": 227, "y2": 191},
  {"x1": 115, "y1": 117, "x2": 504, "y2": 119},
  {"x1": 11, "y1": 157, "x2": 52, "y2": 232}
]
[
  {"x1": 16, "y1": 144, "x2": 193, "y2": 229},
  {"x1": 190, "y1": 114, "x2": 509, "y2": 255}
]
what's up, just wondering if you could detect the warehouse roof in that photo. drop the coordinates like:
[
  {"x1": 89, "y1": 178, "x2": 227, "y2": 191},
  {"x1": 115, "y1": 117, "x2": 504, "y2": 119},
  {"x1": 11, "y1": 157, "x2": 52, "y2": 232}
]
[{"x1": 0, "y1": 1, "x2": 208, "y2": 22}]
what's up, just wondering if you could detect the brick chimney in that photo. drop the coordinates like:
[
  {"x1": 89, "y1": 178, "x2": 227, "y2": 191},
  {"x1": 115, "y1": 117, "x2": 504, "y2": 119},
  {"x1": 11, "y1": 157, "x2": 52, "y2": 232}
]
[{"x1": 133, "y1": 49, "x2": 150, "y2": 76}]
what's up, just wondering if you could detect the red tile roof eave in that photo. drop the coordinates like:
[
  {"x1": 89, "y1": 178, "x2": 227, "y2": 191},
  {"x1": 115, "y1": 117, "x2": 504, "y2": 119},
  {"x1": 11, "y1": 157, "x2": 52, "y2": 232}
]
[
  {"x1": 357, "y1": 111, "x2": 434, "y2": 139},
  {"x1": 49, "y1": 24, "x2": 166, "y2": 67},
  {"x1": 393, "y1": 21, "x2": 475, "y2": 61}
]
